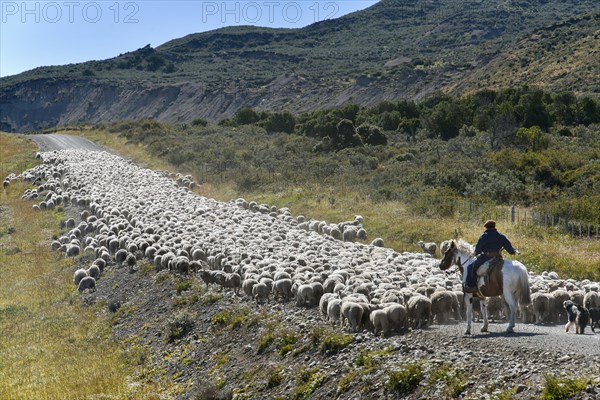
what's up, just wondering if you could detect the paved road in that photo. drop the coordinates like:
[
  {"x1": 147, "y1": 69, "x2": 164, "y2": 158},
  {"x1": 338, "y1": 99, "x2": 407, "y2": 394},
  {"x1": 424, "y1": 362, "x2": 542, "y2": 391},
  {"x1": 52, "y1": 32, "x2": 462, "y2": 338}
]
[{"x1": 30, "y1": 134, "x2": 106, "y2": 152}]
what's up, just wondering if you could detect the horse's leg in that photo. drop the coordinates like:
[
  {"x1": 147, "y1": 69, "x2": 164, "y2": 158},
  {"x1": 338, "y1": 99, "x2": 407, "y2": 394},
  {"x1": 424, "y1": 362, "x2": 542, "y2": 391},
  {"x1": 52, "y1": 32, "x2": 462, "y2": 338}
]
[
  {"x1": 480, "y1": 298, "x2": 489, "y2": 332},
  {"x1": 464, "y1": 294, "x2": 473, "y2": 335},
  {"x1": 504, "y1": 292, "x2": 517, "y2": 333}
]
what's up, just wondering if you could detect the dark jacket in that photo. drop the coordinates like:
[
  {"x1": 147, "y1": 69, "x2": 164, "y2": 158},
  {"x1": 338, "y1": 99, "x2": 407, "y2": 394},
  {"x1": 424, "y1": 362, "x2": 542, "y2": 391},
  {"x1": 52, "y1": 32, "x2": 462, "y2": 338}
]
[{"x1": 475, "y1": 229, "x2": 516, "y2": 256}]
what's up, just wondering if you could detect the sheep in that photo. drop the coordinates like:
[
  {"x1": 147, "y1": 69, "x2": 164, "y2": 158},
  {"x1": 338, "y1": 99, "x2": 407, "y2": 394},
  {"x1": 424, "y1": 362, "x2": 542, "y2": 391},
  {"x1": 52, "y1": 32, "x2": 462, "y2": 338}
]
[
  {"x1": 199, "y1": 270, "x2": 218, "y2": 288},
  {"x1": 583, "y1": 291, "x2": 600, "y2": 310},
  {"x1": 242, "y1": 278, "x2": 258, "y2": 298},
  {"x1": 407, "y1": 295, "x2": 432, "y2": 329},
  {"x1": 385, "y1": 304, "x2": 408, "y2": 334},
  {"x1": 589, "y1": 307, "x2": 600, "y2": 332},
  {"x1": 65, "y1": 244, "x2": 80, "y2": 257},
  {"x1": 550, "y1": 289, "x2": 571, "y2": 323},
  {"x1": 342, "y1": 226, "x2": 358, "y2": 242},
  {"x1": 252, "y1": 282, "x2": 270, "y2": 305},
  {"x1": 530, "y1": 292, "x2": 551, "y2": 324},
  {"x1": 417, "y1": 241, "x2": 436, "y2": 256},
  {"x1": 326, "y1": 299, "x2": 342, "y2": 325},
  {"x1": 430, "y1": 291, "x2": 460, "y2": 324},
  {"x1": 73, "y1": 268, "x2": 88, "y2": 286},
  {"x1": 223, "y1": 273, "x2": 242, "y2": 295},
  {"x1": 370, "y1": 238, "x2": 384, "y2": 247},
  {"x1": 272, "y1": 278, "x2": 293, "y2": 302},
  {"x1": 77, "y1": 276, "x2": 96, "y2": 292},
  {"x1": 340, "y1": 301, "x2": 364, "y2": 332},
  {"x1": 86, "y1": 265, "x2": 101, "y2": 280},
  {"x1": 310, "y1": 281, "x2": 324, "y2": 303},
  {"x1": 370, "y1": 309, "x2": 389, "y2": 336},
  {"x1": 319, "y1": 293, "x2": 338, "y2": 316},
  {"x1": 296, "y1": 284, "x2": 315, "y2": 306},
  {"x1": 115, "y1": 249, "x2": 128, "y2": 266},
  {"x1": 125, "y1": 253, "x2": 137, "y2": 272}
]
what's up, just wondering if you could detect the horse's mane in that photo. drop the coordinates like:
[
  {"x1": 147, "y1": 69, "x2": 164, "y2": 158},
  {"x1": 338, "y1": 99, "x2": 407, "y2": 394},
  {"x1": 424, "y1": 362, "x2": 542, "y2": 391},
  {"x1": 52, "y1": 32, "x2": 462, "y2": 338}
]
[{"x1": 455, "y1": 239, "x2": 475, "y2": 255}]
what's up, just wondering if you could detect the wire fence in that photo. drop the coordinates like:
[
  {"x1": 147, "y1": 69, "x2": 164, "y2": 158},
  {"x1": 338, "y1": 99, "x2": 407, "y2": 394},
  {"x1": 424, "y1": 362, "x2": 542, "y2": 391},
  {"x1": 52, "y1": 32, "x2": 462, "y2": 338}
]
[{"x1": 454, "y1": 197, "x2": 600, "y2": 240}]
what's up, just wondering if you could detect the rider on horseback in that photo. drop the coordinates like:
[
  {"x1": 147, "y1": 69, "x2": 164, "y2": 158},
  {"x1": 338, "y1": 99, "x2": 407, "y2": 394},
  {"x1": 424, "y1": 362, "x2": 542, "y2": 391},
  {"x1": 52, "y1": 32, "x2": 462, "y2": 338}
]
[{"x1": 464, "y1": 220, "x2": 518, "y2": 293}]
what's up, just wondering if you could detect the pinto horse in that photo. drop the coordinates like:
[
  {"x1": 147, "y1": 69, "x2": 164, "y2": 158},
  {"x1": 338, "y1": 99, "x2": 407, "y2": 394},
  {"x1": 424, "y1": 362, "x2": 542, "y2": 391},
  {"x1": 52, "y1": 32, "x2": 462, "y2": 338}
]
[{"x1": 439, "y1": 239, "x2": 531, "y2": 335}]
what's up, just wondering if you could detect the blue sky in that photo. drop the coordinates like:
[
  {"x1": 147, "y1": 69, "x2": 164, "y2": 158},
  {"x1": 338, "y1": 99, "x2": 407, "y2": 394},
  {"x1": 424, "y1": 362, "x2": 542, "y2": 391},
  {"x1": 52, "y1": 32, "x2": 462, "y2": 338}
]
[{"x1": 0, "y1": 1, "x2": 378, "y2": 77}]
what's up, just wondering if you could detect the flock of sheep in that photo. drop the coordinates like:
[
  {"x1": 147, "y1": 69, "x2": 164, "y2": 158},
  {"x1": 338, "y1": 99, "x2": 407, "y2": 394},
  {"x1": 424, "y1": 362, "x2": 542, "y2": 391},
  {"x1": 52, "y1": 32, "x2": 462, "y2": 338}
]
[{"x1": 8, "y1": 149, "x2": 600, "y2": 336}]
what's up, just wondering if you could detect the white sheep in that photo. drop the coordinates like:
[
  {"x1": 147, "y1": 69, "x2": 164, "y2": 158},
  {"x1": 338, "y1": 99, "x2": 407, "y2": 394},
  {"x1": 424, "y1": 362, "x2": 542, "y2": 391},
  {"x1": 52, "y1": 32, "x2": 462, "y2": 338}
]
[
  {"x1": 584, "y1": 291, "x2": 600, "y2": 310},
  {"x1": 296, "y1": 284, "x2": 315, "y2": 306},
  {"x1": 417, "y1": 241, "x2": 436, "y2": 256},
  {"x1": 252, "y1": 282, "x2": 270, "y2": 305},
  {"x1": 370, "y1": 309, "x2": 389, "y2": 336},
  {"x1": 430, "y1": 290, "x2": 460, "y2": 324},
  {"x1": 86, "y1": 264, "x2": 101, "y2": 280},
  {"x1": 385, "y1": 304, "x2": 408, "y2": 334},
  {"x1": 242, "y1": 278, "x2": 258, "y2": 298},
  {"x1": 340, "y1": 301, "x2": 364, "y2": 332},
  {"x1": 407, "y1": 294, "x2": 432, "y2": 329},
  {"x1": 370, "y1": 238, "x2": 384, "y2": 247},
  {"x1": 326, "y1": 298, "x2": 342, "y2": 325},
  {"x1": 77, "y1": 276, "x2": 96, "y2": 292},
  {"x1": 73, "y1": 268, "x2": 88, "y2": 286},
  {"x1": 530, "y1": 292, "x2": 551, "y2": 324},
  {"x1": 272, "y1": 278, "x2": 293, "y2": 302}
]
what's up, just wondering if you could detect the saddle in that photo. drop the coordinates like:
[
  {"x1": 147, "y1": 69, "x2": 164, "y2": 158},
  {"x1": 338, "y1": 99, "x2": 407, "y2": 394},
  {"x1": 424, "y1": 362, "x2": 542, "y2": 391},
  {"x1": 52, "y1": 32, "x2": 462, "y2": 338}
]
[{"x1": 474, "y1": 256, "x2": 504, "y2": 297}]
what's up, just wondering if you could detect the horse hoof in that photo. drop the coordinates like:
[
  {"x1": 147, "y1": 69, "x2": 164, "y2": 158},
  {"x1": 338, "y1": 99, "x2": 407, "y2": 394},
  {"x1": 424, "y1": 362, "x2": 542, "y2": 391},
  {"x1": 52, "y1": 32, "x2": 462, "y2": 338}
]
[
  {"x1": 481, "y1": 328, "x2": 488, "y2": 333},
  {"x1": 506, "y1": 328, "x2": 514, "y2": 334},
  {"x1": 464, "y1": 330, "x2": 471, "y2": 336}
]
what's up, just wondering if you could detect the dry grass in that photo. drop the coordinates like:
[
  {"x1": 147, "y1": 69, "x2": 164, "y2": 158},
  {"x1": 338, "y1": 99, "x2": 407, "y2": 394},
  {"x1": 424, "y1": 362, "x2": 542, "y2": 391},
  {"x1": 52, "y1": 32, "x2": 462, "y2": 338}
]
[{"x1": 0, "y1": 133, "x2": 176, "y2": 399}]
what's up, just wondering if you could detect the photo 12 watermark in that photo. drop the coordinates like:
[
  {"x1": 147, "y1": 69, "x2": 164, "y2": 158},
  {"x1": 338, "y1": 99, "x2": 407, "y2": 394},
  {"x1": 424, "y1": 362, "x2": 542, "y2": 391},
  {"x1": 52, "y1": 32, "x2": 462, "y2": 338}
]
[
  {"x1": 1, "y1": 1, "x2": 140, "y2": 23},
  {"x1": 200, "y1": 1, "x2": 340, "y2": 25}
]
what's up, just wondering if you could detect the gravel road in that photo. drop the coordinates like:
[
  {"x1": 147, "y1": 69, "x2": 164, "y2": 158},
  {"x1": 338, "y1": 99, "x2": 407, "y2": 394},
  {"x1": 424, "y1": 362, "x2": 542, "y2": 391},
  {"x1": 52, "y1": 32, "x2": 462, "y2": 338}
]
[{"x1": 29, "y1": 133, "x2": 106, "y2": 152}]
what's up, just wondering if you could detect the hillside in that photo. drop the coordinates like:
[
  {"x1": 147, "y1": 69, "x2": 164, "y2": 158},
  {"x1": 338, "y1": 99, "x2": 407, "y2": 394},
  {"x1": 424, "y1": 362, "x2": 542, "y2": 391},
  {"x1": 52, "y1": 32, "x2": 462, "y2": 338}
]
[{"x1": 1, "y1": 0, "x2": 600, "y2": 131}]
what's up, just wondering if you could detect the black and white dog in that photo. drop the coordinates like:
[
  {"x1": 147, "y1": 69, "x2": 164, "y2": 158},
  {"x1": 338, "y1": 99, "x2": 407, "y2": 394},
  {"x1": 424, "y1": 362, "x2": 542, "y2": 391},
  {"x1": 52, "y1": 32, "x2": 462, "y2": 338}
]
[
  {"x1": 563, "y1": 300, "x2": 590, "y2": 334},
  {"x1": 589, "y1": 307, "x2": 600, "y2": 333}
]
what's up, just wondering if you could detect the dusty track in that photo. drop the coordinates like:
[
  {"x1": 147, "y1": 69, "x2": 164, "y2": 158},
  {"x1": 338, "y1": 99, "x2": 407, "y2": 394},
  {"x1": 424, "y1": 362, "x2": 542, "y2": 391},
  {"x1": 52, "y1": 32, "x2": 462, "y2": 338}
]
[{"x1": 30, "y1": 133, "x2": 106, "y2": 152}]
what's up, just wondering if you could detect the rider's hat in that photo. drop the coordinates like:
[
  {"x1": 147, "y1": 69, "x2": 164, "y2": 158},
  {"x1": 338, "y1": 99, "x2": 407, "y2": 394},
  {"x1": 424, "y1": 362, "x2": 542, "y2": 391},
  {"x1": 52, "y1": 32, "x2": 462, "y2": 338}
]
[{"x1": 484, "y1": 220, "x2": 496, "y2": 229}]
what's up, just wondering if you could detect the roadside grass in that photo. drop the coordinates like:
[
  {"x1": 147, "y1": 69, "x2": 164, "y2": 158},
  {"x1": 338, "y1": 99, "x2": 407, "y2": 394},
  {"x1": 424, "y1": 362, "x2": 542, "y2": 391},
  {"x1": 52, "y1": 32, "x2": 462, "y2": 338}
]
[
  {"x1": 0, "y1": 133, "x2": 172, "y2": 399},
  {"x1": 36, "y1": 127, "x2": 600, "y2": 280}
]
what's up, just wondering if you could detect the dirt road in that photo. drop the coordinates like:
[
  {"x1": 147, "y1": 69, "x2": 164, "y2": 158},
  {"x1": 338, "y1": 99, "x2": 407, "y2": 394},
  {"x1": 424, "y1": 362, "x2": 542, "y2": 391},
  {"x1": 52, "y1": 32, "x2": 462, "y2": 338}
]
[{"x1": 29, "y1": 134, "x2": 106, "y2": 152}]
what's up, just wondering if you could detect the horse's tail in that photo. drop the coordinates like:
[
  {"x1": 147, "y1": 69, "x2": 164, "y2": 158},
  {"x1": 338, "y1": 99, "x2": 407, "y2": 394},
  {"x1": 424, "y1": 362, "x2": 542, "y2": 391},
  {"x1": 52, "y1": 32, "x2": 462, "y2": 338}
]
[{"x1": 515, "y1": 263, "x2": 531, "y2": 306}]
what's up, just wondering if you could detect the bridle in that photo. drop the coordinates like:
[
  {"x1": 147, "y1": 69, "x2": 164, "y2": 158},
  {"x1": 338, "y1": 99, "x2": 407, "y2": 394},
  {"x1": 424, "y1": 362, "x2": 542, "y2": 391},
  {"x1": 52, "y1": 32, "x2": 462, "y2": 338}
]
[{"x1": 442, "y1": 249, "x2": 474, "y2": 276}]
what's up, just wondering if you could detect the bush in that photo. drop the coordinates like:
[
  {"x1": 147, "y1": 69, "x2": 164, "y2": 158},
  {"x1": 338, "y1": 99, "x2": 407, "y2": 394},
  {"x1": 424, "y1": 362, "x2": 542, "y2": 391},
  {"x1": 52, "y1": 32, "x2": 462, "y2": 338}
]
[
  {"x1": 192, "y1": 118, "x2": 208, "y2": 127},
  {"x1": 540, "y1": 374, "x2": 589, "y2": 400},
  {"x1": 311, "y1": 326, "x2": 353, "y2": 354},
  {"x1": 261, "y1": 111, "x2": 296, "y2": 133},
  {"x1": 165, "y1": 312, "x2": 195, "y2": 342},
  {"x1": 233, "y1": 108, "x2": 260, "y2": 125},
  {"x1": 385, "y1": 362, "x2": 424, "y2": 395}
]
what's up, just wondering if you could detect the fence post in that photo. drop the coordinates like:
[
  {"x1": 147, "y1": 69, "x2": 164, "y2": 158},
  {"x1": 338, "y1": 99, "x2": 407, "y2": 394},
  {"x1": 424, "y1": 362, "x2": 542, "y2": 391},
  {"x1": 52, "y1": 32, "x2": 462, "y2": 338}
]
[
  {"x1": 524, "y1": 210, "x2": 527, "y2": 225},
  {"x1": 564, "y1": 216, "x2": 568, "y2": 235},
  {"x1": 511, "y1": 206, "x2": 515, "y2": 224},
  {"x1": 587, "y1": 224, "x2": 590, "y2": 239}
]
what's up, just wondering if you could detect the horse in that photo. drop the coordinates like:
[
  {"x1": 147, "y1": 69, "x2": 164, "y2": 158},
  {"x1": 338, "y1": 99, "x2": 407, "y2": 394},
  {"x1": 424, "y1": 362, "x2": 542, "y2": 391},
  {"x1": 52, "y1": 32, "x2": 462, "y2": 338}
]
[{"x1": 438, "y1": 239, "x2": 531, "y2": 335}]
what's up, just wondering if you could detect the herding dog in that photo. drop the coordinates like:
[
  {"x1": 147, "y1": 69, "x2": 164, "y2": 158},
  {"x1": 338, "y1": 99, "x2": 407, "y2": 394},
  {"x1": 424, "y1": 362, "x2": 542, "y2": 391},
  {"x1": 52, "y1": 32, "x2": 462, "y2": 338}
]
[
  {"x1": 589, "y1": 307, "x2": 600, "y2": 333},
  {"x1": 563, "y1": 300, "x2": 590, "y2": 334}
]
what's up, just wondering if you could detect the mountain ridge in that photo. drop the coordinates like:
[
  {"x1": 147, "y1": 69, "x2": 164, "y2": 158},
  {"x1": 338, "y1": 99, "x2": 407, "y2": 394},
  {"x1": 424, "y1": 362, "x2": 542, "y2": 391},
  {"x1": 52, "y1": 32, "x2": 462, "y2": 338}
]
[{"x1": 1, "y1": 0, "x2": 599, "y2": 132}]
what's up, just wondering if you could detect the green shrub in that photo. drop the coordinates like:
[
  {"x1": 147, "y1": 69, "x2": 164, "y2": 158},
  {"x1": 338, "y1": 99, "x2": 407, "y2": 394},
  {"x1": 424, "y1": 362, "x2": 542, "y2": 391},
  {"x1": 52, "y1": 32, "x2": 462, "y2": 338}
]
[
  {"x1": 293, "y1": 367, "x2": 325, "y2": 400},
  {"x1": 540, "y1": 374, "x2": 589, "y2": 400},
  {"x1": 165, "y1": 312, "x2": 195, "y2": 342},
  {"x1": 311, "y1": 326, "x2": 353, "y2": 354},
  {"x1": 385, "y1": 362, "x2": 424, "y2": 395}
]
